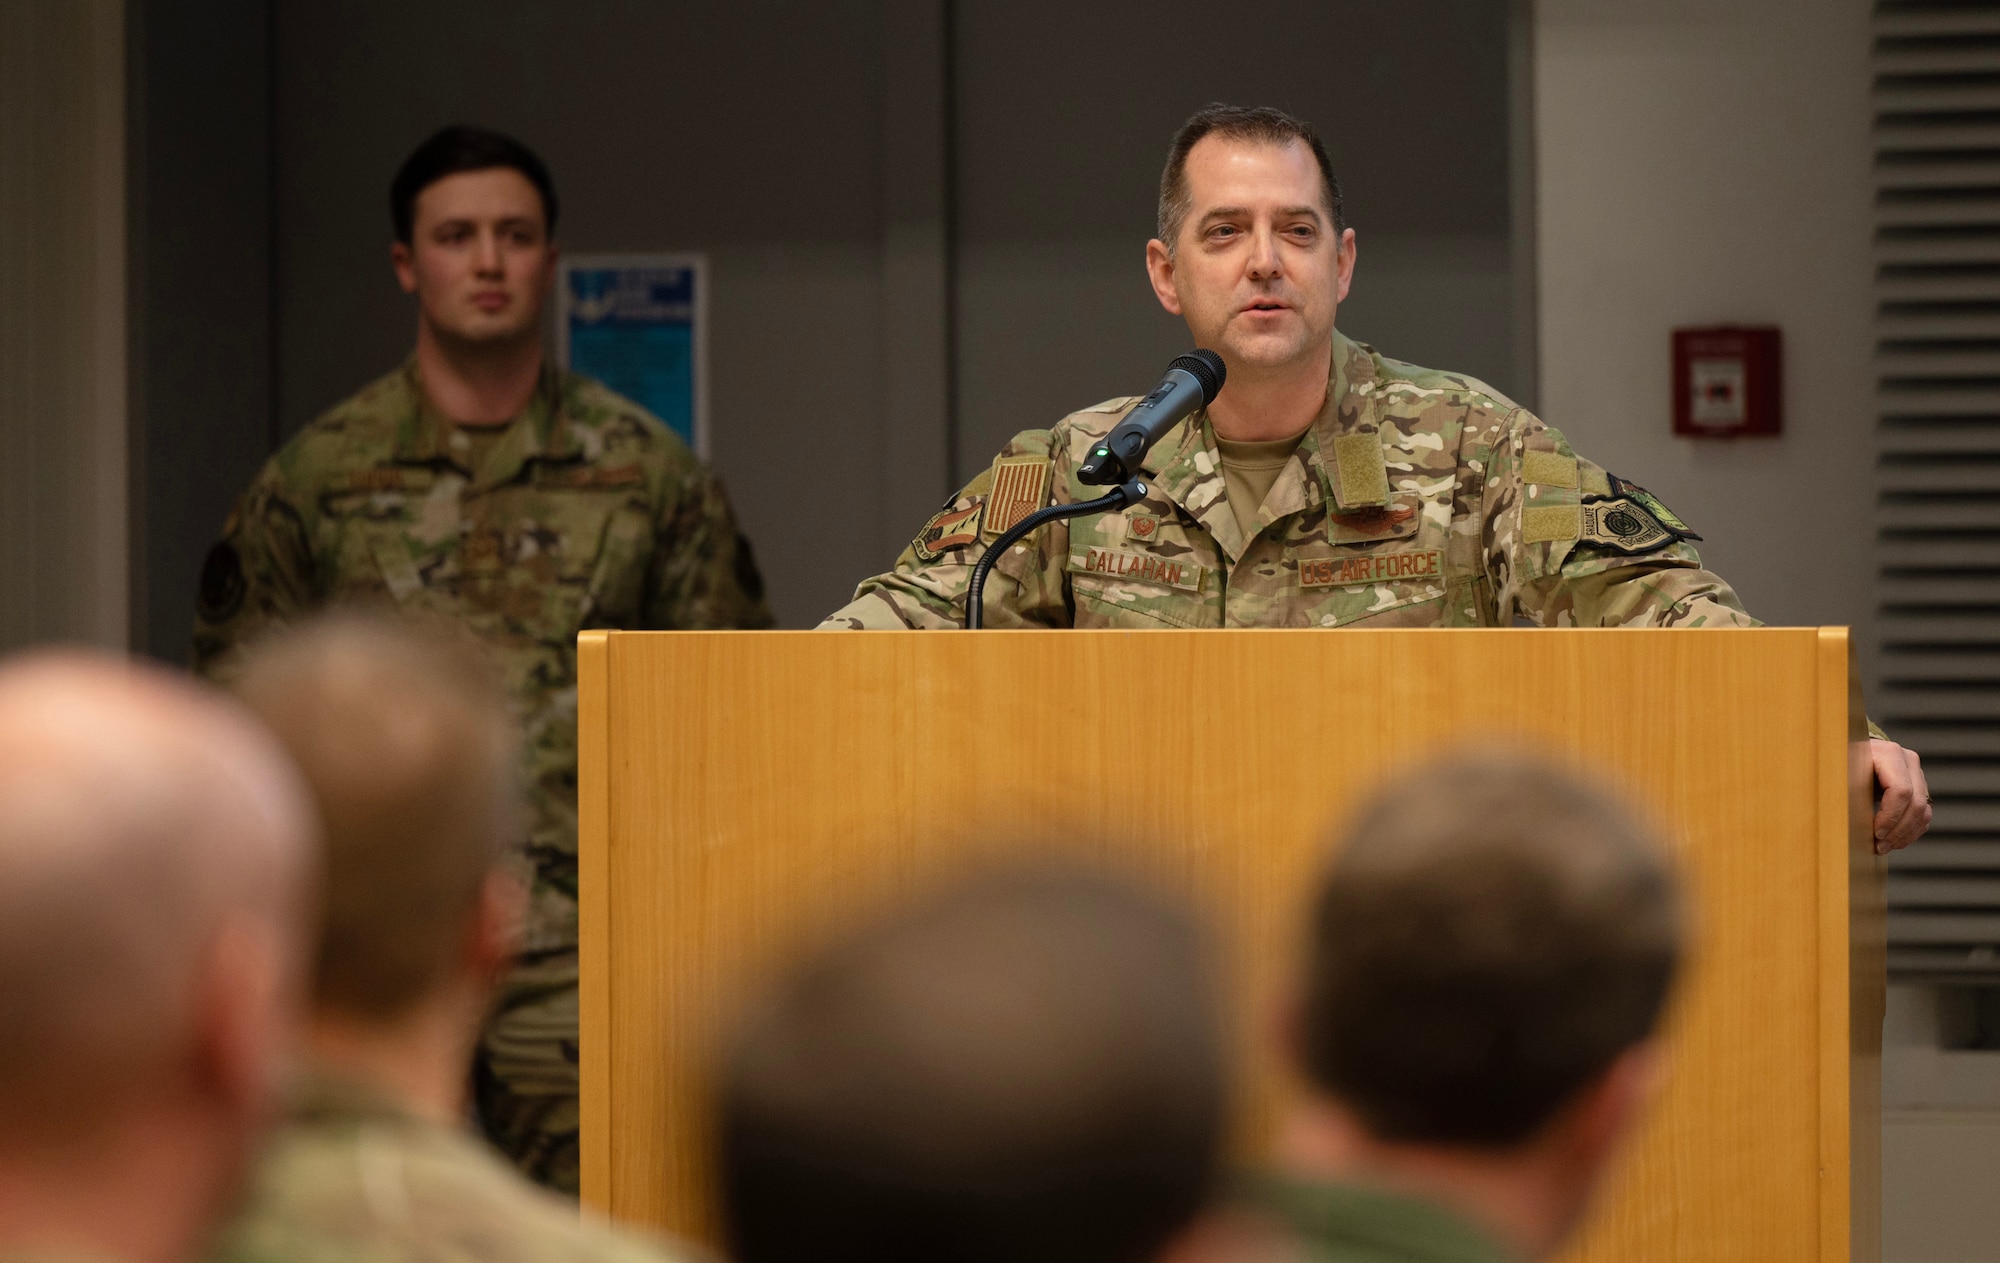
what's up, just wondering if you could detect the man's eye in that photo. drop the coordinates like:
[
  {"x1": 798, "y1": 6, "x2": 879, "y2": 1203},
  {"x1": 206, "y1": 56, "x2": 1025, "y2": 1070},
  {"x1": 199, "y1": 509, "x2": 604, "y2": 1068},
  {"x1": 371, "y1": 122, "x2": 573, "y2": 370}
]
[{"x1": 1208, "y1": 225, "x2": 1239, "y2": 240}]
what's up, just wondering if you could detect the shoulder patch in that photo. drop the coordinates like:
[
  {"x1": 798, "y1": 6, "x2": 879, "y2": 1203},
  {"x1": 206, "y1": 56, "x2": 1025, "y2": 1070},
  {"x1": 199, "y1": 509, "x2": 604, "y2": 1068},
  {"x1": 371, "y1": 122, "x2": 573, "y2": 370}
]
[
  {"x1": 1608, "y1": 475, "x2": 1701, "y2": 540},
  {"x1": 1580, "y1": 499, "x2": 1679, "y2": 555},
  {"x1": 197, "y1": 541, "x2": 246, "y2": 623},
  {"x1": 913, "y1": 503, "x2": 984, "y2": 562},
  {"x1": 982, "y1": 456, "x2": 1052, "y2": 540}
]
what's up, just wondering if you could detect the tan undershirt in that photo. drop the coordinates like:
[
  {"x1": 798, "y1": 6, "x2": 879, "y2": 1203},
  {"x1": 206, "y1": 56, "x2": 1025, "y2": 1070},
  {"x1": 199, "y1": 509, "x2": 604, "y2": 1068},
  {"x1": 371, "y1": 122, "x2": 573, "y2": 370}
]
[
  {"x1": 447, "y1": 421, "x2": 510, "y2": 478},
  {"x1": 1215, "y1": 431, "x2": 1309, "y2": 543}
]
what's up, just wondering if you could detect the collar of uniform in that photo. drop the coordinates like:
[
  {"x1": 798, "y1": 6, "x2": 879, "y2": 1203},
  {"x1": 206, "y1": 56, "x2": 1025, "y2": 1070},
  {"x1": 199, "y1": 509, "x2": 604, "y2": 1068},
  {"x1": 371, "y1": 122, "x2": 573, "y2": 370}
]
[
  {"x1": 391, "y1": 358, "x2": 583, "y2": 485},
  {"x1": 283, "y1": 1060, "x2": 427, "y2": 1131},
  {"x1": 1143, "y1": 412, "x2": 1248, "y2": 561},
  {"x1": 1234, "y1": 1170, "x2": 1519, "y2": 1263},
  {"x1": 1141, "y1": 337, "x2": 1367, "y2": 561}
]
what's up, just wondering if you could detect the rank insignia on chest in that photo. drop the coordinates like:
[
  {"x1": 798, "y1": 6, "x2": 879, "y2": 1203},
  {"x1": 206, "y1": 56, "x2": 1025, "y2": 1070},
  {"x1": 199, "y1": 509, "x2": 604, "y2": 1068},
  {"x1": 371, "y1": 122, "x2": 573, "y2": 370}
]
[
  {"x1": 1126, "y1": 513, "x2": 1163, "y2": 543},
  {"x1": 913, "y1": 503, "x2": 983, "y2": 561},
  {"x1": 982, "y1": 456, "x2": 1052, "y2": 540}
]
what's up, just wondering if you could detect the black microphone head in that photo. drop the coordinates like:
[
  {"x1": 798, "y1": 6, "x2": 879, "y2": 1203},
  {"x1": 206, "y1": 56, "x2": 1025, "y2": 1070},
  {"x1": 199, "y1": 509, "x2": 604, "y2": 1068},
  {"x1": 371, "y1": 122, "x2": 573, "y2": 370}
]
[{"x1": 1169, "y1": 350, "x2": 1226, "y2": 405}]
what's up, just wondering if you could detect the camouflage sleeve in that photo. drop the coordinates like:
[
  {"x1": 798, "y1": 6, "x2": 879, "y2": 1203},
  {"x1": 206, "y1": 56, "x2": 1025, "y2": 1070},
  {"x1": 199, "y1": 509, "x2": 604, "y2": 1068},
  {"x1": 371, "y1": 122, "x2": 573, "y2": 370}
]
[
  {"x1": 191, "y1": 461, "x2": 317, "y2": 679},
  {"x1": 644, "y1": 470, "x2": 775, "y2": 629},
  {"x1": 1482, "y1": 409, "x2": 1758, "y2": 629},
  {"x1": 819, "y1": 429, "x2": 1073, "y2": 629}
]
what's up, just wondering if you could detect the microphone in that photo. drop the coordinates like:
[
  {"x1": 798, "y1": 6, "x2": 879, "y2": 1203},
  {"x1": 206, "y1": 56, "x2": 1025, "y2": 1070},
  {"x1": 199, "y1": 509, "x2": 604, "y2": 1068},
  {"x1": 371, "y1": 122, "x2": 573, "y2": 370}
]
[{"x1": 1076, "y1": 350, "x2": 1226, "y2": 486}]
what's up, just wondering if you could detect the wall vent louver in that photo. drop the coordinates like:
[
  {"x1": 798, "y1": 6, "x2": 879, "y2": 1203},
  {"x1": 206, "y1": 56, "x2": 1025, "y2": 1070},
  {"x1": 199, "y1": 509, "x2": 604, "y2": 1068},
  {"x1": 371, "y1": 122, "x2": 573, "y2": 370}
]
[{"x1": 1876, "y1": 0, "x2": 2000, "y2": 980}]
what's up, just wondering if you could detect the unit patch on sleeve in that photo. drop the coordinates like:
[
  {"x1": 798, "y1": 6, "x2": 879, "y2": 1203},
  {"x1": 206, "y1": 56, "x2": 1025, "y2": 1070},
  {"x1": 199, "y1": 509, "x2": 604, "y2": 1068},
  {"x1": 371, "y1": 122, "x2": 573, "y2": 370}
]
[
  {"x1": 913, "y1": 503, "x2": 984, "y2": 562},
  {"x1": 981, "y1": 456, "x2": 1053, "y2": 540},
  {"x1": 1608, "y1": 475, "x2": 1702, "y2": 540}
]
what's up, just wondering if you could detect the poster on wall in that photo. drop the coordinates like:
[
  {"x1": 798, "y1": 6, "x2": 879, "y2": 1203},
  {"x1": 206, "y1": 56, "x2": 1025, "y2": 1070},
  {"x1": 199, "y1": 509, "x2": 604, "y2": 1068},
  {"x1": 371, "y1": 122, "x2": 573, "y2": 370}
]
[{"x1": 556, "y1": 254, "x2": 708, "y2": 458}]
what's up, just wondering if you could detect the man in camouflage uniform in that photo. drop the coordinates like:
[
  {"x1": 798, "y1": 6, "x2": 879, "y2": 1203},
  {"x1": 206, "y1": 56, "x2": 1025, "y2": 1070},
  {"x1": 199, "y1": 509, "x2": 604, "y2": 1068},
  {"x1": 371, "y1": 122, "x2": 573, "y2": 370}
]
[
  {"x1": 208, "y1": 614, "x2": 695, "y2": 1263},
  {"x1": 195, "y1": 127, "x2": 771, "y2": 1195},
  {"x1": 824, "y1": 103, "x2": 1933, "y2": 854},
  {"x1": 1195, "y1": 752, "x2": 1683, "y2": 1263}
]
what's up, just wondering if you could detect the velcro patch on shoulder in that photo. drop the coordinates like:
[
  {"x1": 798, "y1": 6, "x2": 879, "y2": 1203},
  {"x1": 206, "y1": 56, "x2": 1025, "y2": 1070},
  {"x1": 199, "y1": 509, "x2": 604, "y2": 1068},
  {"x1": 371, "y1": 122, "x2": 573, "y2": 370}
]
[
  {"x1": 982, "y1": 456, "x2": 1052, "y2": 540},
  {"x1": 1521, "y1": 450, "x2": 1579, "y2": 489},
  {"x1": 913, "y1": 503, "x2": 984, "y2": 562},
  {"x1": 1521, "y1": 505, "x2": 1581, "y2": 544},
  {"x1": 1331, "y1": 432, "x2": 1391, "y2": 509}
]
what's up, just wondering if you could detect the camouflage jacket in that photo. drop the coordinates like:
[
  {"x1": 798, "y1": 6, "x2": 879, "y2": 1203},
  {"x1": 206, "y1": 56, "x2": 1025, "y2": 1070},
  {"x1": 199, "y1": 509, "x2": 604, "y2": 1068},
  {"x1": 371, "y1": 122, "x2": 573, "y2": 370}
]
[
  {"x1": 1226, "y1": 1172, "x2": 1518, "y2": 1263},
  {"x1": 822, "y1": 333, "x2": 1754, "y2": 631},
  {"x1": 207, "y1": 1067, "x2": 696, "y2": 1263},
  {"x1": 194, "y1": 360, "x2": 773, "y2": 953}
]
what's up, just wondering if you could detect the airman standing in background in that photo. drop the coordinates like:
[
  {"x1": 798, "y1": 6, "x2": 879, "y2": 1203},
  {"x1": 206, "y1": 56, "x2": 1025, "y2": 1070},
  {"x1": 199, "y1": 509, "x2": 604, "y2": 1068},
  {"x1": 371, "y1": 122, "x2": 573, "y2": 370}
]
[{"x1": 194, "y1": 125, "x2": 773, "y2": 1194}]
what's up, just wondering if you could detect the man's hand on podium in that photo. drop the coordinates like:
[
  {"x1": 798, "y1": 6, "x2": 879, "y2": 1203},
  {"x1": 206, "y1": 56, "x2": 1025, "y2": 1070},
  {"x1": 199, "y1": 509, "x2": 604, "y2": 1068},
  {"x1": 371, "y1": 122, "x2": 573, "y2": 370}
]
[{"x1": 1871, "y1": 738, "x2": 1932, "y2": 855}]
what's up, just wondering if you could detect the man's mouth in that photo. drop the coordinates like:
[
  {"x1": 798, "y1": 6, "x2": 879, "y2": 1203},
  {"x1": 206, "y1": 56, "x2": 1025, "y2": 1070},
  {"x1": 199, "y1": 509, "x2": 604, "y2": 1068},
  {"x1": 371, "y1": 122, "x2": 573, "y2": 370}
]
[
  {"x1": 1242, "y1": 299, "x2": 1290, "y2": 315},
  {"x1": 472, "y1": 291, "x2": 510, "y2": 312}
]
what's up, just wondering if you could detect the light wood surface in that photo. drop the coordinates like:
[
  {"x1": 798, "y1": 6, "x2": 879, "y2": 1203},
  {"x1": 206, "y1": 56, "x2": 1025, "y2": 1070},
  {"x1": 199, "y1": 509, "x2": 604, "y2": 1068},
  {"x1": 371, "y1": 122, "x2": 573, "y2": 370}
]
[{"x1": 578, "y1": 627, "x2": 1881, "y2": 1263}]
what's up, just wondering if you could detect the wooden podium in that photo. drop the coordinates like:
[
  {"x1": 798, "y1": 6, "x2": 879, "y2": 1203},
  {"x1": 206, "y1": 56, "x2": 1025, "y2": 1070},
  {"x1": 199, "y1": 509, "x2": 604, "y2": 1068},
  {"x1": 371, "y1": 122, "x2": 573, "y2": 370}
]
[{"x1": 577, "y1": 628, "x2": 1882, "y2": 1263}]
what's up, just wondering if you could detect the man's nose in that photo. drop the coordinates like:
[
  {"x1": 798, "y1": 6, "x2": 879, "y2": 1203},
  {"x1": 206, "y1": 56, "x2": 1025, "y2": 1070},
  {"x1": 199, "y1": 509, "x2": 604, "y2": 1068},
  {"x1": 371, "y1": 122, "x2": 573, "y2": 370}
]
[
  {"x1": 474, "y1": 230, "x2": 503, "y2": 274},
  {"x1": 1246, "y1": 225, "x2": 1281, "y2": 279}
]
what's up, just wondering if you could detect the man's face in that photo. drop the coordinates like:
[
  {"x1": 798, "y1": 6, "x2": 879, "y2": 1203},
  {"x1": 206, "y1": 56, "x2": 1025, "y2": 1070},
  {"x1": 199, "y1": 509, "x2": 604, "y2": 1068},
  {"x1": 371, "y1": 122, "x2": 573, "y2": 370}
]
[
  {"x1": 391, "y1": 167, "x2": 555, "y2": 347},
  {"x1": 1145, "y1": 136, "x2": 1354, "y2": 378}
]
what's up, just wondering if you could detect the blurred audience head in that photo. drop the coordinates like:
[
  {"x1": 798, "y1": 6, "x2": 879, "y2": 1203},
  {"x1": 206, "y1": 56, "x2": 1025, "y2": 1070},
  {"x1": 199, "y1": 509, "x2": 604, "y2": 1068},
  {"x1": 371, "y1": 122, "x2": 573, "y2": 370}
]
[
  {"x1": 1289, "y1": 749, "x2": 1684, "y2": 1257},
  {"x1": 719, "y1": 866, "x2": 1226, "y2": 1263},
  {"x1": 228, "y1": 610, "x2": 523, "y2": 1115},
  {"x1": 0, "y1": 650, "x2": 315, "y2": 1263}
]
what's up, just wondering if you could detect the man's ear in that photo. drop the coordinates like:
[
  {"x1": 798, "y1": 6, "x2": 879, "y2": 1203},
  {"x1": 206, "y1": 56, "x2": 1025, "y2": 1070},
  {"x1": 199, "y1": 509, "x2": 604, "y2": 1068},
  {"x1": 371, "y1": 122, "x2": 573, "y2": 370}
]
[
  {"x1": 192, "y1": 916, "x2": 289, "y2": 1119},
  {"x1": 1334, "y1": 228, "x2": 1357, "y2": 305},
  {"x1": 391, "y1": 241, "x2": 418, "y2": 295},
  {"x1": 1561, "y1": 1040, "x2": 1666, "y2": 1176},
  {"x1": 467, "y1": 871, "x2": 527, "y2": 983},
  {"x1": 1145, "y1": 238, "x2": 1184, "y2": 316}
]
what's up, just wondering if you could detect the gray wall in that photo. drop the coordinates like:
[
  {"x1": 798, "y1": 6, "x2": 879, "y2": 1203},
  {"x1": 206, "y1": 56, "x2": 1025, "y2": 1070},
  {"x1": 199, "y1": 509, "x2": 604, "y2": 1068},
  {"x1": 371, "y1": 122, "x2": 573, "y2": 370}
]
[
  {"x1": 1, "y1": 0, "x2": 128, "y2": 653},
  {"x1": 128, "y1": 0, "x2": 1525, "y2": 637},
  {"x1": 952, "y1": 0, "x2": 1522, "y2": 476},
  {"x1": 129, "y1": 0, "x2": 273, "y2": 664}
]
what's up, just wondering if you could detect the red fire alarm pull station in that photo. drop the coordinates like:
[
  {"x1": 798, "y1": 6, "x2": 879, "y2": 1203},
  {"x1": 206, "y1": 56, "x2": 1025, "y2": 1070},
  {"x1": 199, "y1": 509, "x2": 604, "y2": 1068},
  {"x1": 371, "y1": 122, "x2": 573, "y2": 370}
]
[{"x1": 1672, "y1": 326, "x2": 1782, "y2": 437}]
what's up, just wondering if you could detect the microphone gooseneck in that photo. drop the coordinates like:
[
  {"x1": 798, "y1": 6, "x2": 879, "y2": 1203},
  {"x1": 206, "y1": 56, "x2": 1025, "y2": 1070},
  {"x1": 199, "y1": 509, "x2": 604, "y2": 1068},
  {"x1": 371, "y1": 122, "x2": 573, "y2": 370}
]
[{"x1": 966, "y1": 350, "x2": 1226, "y2": 628}]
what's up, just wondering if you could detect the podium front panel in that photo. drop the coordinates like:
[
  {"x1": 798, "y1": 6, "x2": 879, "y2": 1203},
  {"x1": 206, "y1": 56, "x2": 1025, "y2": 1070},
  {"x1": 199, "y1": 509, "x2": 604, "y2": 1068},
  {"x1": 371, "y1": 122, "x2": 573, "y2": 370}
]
[{"x1": 578, "y1": 627, "x2": 1879, "y2": 1263}]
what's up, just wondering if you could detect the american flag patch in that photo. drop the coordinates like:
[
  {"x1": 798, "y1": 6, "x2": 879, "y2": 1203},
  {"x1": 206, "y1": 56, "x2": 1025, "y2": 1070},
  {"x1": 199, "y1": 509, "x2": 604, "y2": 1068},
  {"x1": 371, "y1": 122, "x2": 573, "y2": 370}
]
[{"x1": 981, "y1": 456, "x2": 1052, "y2": 540}]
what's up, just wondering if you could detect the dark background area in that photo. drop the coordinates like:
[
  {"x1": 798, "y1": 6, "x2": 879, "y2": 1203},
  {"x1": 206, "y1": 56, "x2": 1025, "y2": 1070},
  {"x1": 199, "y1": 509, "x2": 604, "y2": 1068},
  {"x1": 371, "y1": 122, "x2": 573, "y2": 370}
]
[{"x1": 129, "y1": 0, "x2": 1525, "y2": 648}]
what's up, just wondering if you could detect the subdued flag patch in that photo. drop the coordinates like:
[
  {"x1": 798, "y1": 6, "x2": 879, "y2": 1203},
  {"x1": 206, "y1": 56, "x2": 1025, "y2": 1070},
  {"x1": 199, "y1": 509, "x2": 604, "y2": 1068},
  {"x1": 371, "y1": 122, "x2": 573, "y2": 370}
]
[{"x1": 982, "y1": 456, "x2": 1052, "y2": 540}]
